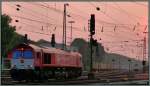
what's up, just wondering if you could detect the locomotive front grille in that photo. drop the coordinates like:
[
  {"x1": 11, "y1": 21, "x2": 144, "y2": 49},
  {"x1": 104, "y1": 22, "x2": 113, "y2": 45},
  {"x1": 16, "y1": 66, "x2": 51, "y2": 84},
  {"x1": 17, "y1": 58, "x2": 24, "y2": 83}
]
[{"x1": 20, "y1": 57, "x2": 24, "y2": 63}]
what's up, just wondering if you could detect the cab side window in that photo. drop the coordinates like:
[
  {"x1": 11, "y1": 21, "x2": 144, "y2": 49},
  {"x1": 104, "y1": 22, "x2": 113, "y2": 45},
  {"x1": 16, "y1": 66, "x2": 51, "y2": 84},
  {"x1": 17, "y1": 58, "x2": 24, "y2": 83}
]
[
  {"x1": 43, "y1": 53, "x2": 51, "y2": 64},
  {"x1": 36, "y1": 52, "x2": 41, "y2": 59},
  {"x1": 13, "y1": 50, "x2": 22, "y2": 59}
]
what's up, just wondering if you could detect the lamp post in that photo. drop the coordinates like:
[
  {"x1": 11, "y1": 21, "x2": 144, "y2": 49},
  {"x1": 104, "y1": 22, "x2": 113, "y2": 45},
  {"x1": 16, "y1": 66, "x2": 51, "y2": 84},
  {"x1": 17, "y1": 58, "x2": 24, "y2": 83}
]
[
  {"x1": 128, "y1": 59, "x2": 131, "y2": 73},
  {"x1": 112, "y1": 59, "x2": 115, "y2": 70},
  {"x1": 119, "y1": 57, "x2": 121, "y2": 72},
  {"x1": 68, "y1": 21, "x2": 75, "y2": 44},
  {"x1": 62, "y1": 3, "x2": 69, "y2": 50}
]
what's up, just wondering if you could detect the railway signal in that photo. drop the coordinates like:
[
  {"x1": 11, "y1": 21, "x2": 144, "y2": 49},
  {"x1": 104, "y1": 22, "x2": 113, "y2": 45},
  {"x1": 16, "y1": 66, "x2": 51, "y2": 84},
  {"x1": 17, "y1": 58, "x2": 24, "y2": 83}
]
[
  {"x1": 91, "y1": 39, "x2": 98, "y2": 46},
  {"x1": 24, "y1": 34, "x2": 28, "y2": 44},
  {"x1": 90, "y1": 14, "x2": 95, "y2": 35},
  {"x1": 142, "y1": 60, "x2": 146, "y2": 73},
  {"x1": 51, "y1": 34, "x2": 56, "y2": 47},
  {"x1": 88, "y1": 14, "x2": 96, "y2": 79}
]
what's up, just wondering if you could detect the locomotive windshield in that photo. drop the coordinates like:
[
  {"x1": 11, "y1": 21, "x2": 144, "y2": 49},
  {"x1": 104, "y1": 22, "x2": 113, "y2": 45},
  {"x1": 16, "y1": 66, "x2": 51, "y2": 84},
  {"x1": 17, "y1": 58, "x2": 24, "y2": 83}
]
[
  {"x1": 23, "y1": 50, "x2": 33, "y2": 59},
  {"x1": 13, "y1": 50, "x2": 33, "y2": 59},
  {"x1": 13, "y1": 50, "x2": 22, "y2": 59}
]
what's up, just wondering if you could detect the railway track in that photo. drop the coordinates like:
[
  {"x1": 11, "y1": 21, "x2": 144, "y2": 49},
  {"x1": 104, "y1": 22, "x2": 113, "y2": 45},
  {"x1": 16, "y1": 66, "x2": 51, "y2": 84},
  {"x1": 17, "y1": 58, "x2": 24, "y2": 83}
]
[
  {"x1": 1, "y1": 73, "x2": 116, "y2": 85},
  {"x1": 1, "y1": 69, "x2": 149, "y2": 85},
  {"x1": 1, "y1": 76, "x2": 105, "y2": 85},
  {"x1": 2, "y1": 76, "x2": 149, "y2": 85}
]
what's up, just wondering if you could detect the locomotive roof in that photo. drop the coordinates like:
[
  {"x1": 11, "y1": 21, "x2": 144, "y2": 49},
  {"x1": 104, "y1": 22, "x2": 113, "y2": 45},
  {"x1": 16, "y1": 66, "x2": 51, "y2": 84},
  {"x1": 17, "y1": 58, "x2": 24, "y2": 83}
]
[{"x1": 29, "y1": 44, "x2": 81, "y2": 56}]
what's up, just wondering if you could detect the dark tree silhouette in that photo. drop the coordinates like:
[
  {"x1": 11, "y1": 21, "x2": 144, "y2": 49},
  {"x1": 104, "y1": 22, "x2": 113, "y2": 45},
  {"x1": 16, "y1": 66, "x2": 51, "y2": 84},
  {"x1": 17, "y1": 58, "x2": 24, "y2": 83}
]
[{"x1": 1, "y1": 14, "x2": 23, "y2": 57}]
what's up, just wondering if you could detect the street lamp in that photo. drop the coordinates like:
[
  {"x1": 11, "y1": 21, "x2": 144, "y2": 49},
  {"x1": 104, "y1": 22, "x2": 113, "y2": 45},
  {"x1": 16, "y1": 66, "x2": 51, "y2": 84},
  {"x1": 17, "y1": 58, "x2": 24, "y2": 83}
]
[
  {"x1": 62, "y1": 3, "x2": 69, "y2": 50},
  {"x1": 15, "y1": 20, "x2": 19, "y2": 22},
  {"x1": 16, "y1": 4, "x2": 21, "y2": 11},
  {"x1": 119, "y1": 57, "x2": 121, "y2": 72},
  {"x1": 68, "y1": 21, "x2": 75, "y2": 44},
  {"x1": 96, "y1": 7, "x2": 100, "y2": 11},
  {"x1": 112, "y1": 59, "x2": 115, "y2": 70},
  {"x1": 128, "y1": 59, "x2": 131, "y2": 72}
]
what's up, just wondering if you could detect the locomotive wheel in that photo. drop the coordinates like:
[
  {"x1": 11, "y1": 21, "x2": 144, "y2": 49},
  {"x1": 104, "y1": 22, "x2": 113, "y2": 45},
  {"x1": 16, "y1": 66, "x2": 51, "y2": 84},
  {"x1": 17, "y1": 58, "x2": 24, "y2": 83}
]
[
  {"x1": 55, "y1": 72, "x2": 62, "y2": 80},
  {"x1": 10, "y1": 69, "x2": 19, "y2": 81},
  {"x1": 25, "y1": 69, "x2": 35, "y2": 82},
  {"x1": 43, "y1": 73, "x2": 48, "y2": 80},
  {"x1": 35, "y1": 70, "x2": 41, "y2": 81},
  {"x1": 33, "y1": 68, "x2": 46, "y2": 82},
  {"x1": 38, "y1": 70, "x2": 48, "y2": 81},
  {"x1": 65, "y1": 72, "x2": 69, "y2": 80},
  {"x1": 18, "y1": 70, "x2": 25, "y2": 81}
]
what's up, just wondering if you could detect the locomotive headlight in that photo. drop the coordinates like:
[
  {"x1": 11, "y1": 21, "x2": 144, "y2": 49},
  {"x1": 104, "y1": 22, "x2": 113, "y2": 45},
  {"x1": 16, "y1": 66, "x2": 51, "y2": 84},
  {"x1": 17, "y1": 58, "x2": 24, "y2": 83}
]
[
  {"x1": 30, "y1": 65, "x2": 33, "y2": 68},
  {"x1": 27, "y1": 65, "x2": 33, "y2": 68},
  {"x1": 11, "y1": 65, "x2": 13, "y2": 68},
  {"x1": 11, "y1": 65, "x2": 16, "y2": 69}
]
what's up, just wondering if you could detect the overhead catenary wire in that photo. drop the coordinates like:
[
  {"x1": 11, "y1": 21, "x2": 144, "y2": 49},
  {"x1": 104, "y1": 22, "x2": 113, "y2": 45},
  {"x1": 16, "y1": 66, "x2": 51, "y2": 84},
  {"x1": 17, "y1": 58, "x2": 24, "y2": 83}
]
[
  {"x1": 89, "y1": 2, "x2": 136, "y2": 30},
  {"x1": 69, "y1": 2, "x2": 145, "y2": 43},
  {"x1": 11, "y1": 3, "x2": 57, "y2": 23},
  {"x1": 32, "y1": 1, "x2": 146, "y2": 31},
  {"x1": 48, "y1": 2, "x2": 126, "y2": 26},
  {"x1": 6, "y1": 2, "x2": 147, "y2": 59},
  {"x1": 96, "y1": 26, "x2": 143, "y2": 41},
  {"x1": 69, "y1": 3, "x2": 147, "y2": 42},
  {"x1": 113, "y1": 2, "x2": 145, "y2": 21},
  {"x1": 17, "y1": 3, "x2": 88, "y2": 33},
  {"x1": 10, "y1": 15, "x2": 88, "y2": 41},
  {"x1": 13, "y1": 2, "x2": 79, "y2": 33},
  {"x1": 65, "y1": 3, "x2": 148, "y2": 60},
  {"x1": 16, "y1": 21, "x2": 72, "y2": 40},
  {"x1": 105, "y1": 3, "x2": 139, "y2": 23},
  {"x1": 69, "y1": 2, "x2": 146, "y2": 35},
  {"x1": 133, "y1": 2, "x2": 148, "y2": 7},
  {"x1": 11, "y1": 2, "x2": 145, "y2": 41},
  {"x1": 11, "y1": 13, "x2": 84, "y2": 32},
  {"x1": 89, "y1": 1, "x2": 147, "y2": 41},
  {"x1": 68, "y1": 2, "x2": 146, "y2": 41}
]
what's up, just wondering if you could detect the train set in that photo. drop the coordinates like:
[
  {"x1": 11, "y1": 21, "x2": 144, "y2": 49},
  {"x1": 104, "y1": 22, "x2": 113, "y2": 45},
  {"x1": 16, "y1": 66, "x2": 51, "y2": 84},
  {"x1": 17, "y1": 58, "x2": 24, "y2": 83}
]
[{"x1": 8, "y1": 43, "x2": 83, "y2": 81}]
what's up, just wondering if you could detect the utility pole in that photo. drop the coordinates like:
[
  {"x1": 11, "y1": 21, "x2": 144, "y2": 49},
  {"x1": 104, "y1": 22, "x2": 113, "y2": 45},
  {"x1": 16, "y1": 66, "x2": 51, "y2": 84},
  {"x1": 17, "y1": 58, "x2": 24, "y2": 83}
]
[
  {"x1": 142, "y1": 26, "x2": 147, "y2": 73},
  {"x1": 51, "y1": 34, "x2": 56, "y2": 47},
  {"x1": 119, "y1": 57, "x2": 121, "y2": 72},
  {"x1": 68, "y1": 21, "x2": 75, "y2": 44},
  {"x1": 88, "y1": 14, "x2": 96, "y2": 79},
  {"x1": 112, "y1": 59, "x2": 115, "y2": 70},
  {"x1": 128, "y1": 59, "x2": 131, "y2": 73},
  {"x1": 142, "y1": 36, "x2": 147, "y2": 73},
  {"x1": 62, "y1": 3, "x2": 69, "y2": 50},
  {"x1": 90, "y1": 34, "x2": 93, "y2": 73}
]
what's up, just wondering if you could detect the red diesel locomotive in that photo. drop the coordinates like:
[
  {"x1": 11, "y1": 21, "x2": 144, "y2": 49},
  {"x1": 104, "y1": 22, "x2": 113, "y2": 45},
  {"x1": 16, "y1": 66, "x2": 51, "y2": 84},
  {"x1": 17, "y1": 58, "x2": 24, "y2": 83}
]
[{"x1": 8, "y1": 43, "x2": 83, "y2": 81}]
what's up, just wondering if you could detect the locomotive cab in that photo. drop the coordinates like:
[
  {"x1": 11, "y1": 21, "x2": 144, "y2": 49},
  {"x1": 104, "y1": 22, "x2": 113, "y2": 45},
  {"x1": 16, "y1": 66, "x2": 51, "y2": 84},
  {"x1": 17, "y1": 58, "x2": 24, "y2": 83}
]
[
  {"x1": 9, "y1": 44, "x2": 35, "y2": 81},
  {"x1": 11, "y1": 44, "x2": 34, "y2": 69}
]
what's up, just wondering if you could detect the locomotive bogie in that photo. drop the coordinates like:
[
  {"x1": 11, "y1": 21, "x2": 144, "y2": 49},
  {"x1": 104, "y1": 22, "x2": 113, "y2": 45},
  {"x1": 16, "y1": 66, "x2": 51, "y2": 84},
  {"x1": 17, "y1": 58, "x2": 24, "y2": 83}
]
[{"x1": 10, "y1": 69, "x2": 35, "y2": 81}]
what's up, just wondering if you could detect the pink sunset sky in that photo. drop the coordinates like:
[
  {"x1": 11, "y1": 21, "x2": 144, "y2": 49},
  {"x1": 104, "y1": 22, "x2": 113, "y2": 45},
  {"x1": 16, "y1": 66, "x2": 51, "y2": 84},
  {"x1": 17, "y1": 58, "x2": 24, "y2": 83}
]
[{"x1": 2, "y1": 1, "x2": 148, "y2": 60}]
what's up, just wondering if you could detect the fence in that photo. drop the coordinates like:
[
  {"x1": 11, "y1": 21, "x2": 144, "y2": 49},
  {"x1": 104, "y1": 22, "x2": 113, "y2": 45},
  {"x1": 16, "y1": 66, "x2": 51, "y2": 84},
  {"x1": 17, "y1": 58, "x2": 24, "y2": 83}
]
[{"x1": 1, "y1": 58, "x2": 11, "y2": 70}]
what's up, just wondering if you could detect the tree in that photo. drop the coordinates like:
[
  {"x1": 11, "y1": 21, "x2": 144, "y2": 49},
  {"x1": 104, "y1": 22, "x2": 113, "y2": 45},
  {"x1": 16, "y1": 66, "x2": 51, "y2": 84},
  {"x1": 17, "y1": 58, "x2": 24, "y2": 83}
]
[
  {"x1": 71, "y1": 38, "x2": 106, "y2": 71},
  {"x1": 1, "y1": 14, "x2": 23, "y2": 58}
]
